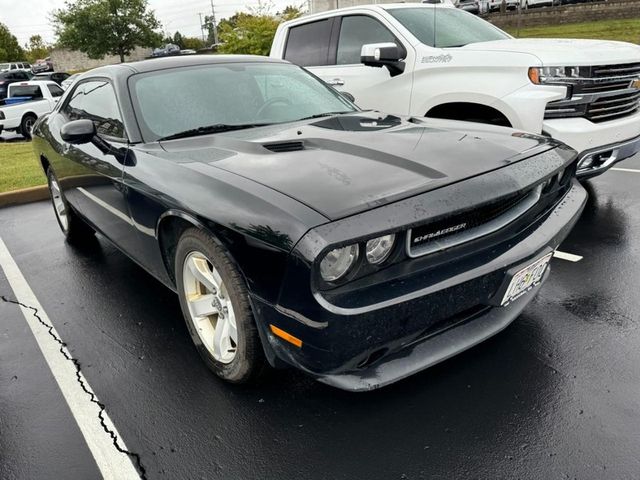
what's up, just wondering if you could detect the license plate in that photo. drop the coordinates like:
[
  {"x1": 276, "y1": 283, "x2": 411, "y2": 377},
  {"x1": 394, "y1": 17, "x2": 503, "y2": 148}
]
[{"x1": 501, "y1": 253, "x2": 553, "y2": 306}]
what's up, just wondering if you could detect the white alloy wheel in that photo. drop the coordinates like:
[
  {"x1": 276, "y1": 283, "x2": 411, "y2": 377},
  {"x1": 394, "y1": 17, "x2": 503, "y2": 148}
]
[{"x1": 182, "y1": 251, "x2": 238, "y2": 363}]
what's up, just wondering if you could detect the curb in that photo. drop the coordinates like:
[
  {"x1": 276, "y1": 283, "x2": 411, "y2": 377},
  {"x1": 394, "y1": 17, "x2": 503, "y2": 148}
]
[{"x1": 0, "y1": 185, "x2": 49, "y2": 208}]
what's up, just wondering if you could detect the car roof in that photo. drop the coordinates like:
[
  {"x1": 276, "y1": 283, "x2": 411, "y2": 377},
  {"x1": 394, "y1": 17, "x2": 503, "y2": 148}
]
[{"x1": 92, "y1": 54, "x2": 288, "y2": 76}]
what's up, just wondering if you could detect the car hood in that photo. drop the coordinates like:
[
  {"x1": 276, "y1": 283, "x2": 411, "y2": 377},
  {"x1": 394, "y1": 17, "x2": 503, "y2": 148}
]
[
  {"x1": 158, "y1": 113, "x2": 557, "y2": 220},
  {"x1": 462, "y1": 38, "x2": 640, "y2": 66}
]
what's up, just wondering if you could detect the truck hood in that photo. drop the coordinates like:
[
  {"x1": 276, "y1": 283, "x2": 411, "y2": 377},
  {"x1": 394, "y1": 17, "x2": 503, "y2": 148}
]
[
  {"x1": 462, "y1": 38, "x2": 640, "y2": 66},
  {"x1": 158, "y1": 113, "x2": 557, "y2": 220}
]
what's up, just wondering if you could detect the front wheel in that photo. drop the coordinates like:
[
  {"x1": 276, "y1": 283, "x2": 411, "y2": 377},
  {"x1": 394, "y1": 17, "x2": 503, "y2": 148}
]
[{"x1": 175, "y1": 228, "x2": 267, "y2": 384}]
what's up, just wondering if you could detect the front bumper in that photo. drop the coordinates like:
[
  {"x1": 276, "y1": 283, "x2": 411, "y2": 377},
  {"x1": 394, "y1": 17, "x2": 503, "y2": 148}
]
[
  {"x1": 543, "y1": 110, "x2": 640, "y2": 177},
  {"x1": 254, "y1": 180, "x2": 587, "y2": 391},
  {"x1": 574, "y1": 133, "x2": 640, "y2": 179}
]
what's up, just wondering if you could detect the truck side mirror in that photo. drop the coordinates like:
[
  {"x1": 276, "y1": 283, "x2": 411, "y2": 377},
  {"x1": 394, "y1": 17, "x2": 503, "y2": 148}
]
[{"x1": 360, "y1": 43, "x2": 405, "y2": 77}]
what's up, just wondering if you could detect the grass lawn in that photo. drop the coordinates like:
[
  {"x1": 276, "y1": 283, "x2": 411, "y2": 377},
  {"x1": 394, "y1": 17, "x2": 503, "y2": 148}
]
[
  {"x1": 0, "y1": 141, "x2": 46, "y2": 193},
  {"x1": 505, "y1": 18, "x2": 640, "y2": 43}
]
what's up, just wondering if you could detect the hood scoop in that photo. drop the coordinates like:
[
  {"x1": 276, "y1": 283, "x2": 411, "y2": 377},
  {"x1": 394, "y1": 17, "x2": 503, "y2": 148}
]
[{"x1": 263, "y1": 141, "x2": 305, "y2": 153}]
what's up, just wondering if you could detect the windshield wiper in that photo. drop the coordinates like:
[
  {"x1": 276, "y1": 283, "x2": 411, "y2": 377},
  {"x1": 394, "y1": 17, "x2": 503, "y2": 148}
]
[
  {"x1": 295, "y1": 111, "x2": 354, "y2": 122},
  {"x1": 157, "y1": 123, "x2": 270, "y2": 141}
]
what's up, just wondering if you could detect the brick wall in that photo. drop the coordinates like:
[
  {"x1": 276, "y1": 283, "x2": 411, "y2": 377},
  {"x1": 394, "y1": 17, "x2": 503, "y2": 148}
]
[
  {"x1": 50, "y1": 47, "x2": 152, "y2": 72},
  {"x1": 486, "y1": 0, "x2": 640, "y2": 29}
]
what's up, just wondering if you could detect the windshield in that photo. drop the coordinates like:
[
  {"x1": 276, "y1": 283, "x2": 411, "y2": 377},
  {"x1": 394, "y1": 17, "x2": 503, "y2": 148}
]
[
  {"x1": 0, "y1": 63, "x2": 10, "y2": 71},
  {"x1": 388, "y1": 7, "x2": 510, "y2": 48},
  {"x1": 130, "y1": 62, "x2": 357, "y2": 141}
]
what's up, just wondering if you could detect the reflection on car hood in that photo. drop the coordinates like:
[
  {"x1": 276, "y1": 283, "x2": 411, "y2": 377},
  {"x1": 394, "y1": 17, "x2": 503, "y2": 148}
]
[
  {"x1": 462, "y1": 38, "x2": 640, "y2": 66},
  {"x1": 158, "y1": 112, "x2": 558, "y2": 220}
]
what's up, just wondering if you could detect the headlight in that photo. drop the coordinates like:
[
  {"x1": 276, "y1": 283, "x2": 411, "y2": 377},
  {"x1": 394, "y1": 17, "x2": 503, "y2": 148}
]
[
  {"x1": 528, "y1": 66, "x2": 580, "y2": 85},
  {"x1": 320, "y1": 244, "x2": 359, "y2": 282},
  {"x1": 365, "y1": 234, "x2": 395, "y2": 265}
]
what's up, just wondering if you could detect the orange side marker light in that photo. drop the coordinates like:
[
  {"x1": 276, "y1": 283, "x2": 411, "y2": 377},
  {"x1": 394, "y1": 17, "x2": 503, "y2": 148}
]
[{"x1": 269, "y1": 324, "x2": 302, "y2": 348}]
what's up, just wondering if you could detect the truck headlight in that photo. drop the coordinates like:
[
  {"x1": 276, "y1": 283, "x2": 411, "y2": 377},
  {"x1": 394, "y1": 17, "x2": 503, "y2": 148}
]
[
  {"x1": 528, "y1": 66, "x2": 580, "y2": 85},
  {"x1": 365, "y1": 234, "x2": 395, "y2": 265},
  {"x1": 320, "y1": 244, "x2": 359, "y2": 282}
]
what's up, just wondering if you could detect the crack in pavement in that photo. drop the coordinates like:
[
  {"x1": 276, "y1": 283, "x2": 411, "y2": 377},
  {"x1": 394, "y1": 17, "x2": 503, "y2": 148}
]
[{"x1": 1, "y1": 295, "x2": 148, "y2": 480}]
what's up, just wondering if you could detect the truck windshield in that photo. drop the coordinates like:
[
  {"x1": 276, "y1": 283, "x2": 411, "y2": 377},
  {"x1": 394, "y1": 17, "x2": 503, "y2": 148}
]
[
  {"x1": 131, "y1": 62, "x2": 357, "y2": 142},
  {"x1": 388, "y1": 7, "x2": 510, "y2": 48}
]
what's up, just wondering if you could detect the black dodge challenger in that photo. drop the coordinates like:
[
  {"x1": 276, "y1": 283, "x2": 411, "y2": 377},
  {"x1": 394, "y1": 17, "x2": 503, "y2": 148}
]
[{"x1": 32, "y1": 55, "x2": 587, "y2": 391}]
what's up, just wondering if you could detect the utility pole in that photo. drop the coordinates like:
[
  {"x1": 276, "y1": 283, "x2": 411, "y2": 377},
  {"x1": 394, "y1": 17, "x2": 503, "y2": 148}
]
[
  {"x1": 210, "y1": 0, "x2": 219, "y2": 45},
  {"x1": 198, "y1": 13, "x2": 205, "y2": 43}
]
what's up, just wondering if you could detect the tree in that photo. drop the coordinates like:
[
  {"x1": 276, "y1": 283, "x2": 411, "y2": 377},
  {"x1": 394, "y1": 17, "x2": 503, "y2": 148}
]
[
  {"x1": 181, "y1": 37, "x2": 206, "y2": 51},
  {"x1": 53, "y1": 0, "x2": 162, "y2": 63},
  {"x1": 0, "y1": 23, "x2": 24, "y2": 62},
  {"x1": 217, "y1": 4, "x2": 304, "y2": 56},
  {"x1": 25, "y1": 35, "x2": 50, "y2": 63},
  {"x1": 173, "y1": 31, "x2": 184, "y2": 49}
]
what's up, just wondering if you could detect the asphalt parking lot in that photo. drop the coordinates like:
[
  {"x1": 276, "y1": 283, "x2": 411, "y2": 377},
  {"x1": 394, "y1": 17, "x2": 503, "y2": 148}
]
[{"x1": 1, "y1": 155, "x2": 640, "y2": 480}]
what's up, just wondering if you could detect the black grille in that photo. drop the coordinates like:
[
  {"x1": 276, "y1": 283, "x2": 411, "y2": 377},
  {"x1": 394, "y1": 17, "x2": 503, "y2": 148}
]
[
  {"x1": 592, "y1": 62, "x2": 640, "y2": 78},
  {"x1": 544, "y1": 62, "x2": 640, "y2": 122},
  {"x1": 409, "y1": 190, "x2": 529, "y2": 250},
  {"x1": 263, "y1": 141, "x2": 304, "y2": 153},
  {"x1": 586, "y1": 90, "x2": 640, "y2": 123}
]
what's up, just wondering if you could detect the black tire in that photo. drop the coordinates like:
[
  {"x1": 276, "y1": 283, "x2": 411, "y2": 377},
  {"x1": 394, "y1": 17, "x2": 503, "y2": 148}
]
[
  {"x1": 46, "y1": 168, "x2": 95, "y2": 244},
  {"x1": 175, "y1": 228, "x2": 267, "y2": 384},
  {"x1": 20, "y1": 114, "x2": 37, "y2": 139}
]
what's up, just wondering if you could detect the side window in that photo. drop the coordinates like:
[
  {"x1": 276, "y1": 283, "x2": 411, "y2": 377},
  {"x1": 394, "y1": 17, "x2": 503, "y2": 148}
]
[
  {"x1": 63, "y1": 80, "x2": 126, "y2": 139},
  {"x1": 336, "y1": 15, "x2": 399, "y2": 65},
  {"x1": 47, "y1": 84, "x2": 64, "y2": 97},
  {"x1": 283, "y1": 19, "x2": 333, "y2": 67},
  {"x1": 16, "y1": 71, "x2": 29, "y2": 80}
]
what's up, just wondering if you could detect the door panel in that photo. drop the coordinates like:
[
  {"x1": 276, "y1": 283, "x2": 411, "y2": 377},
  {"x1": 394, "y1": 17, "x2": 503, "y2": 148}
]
[
  {"x1": 54, "y1": 79, "x2": 135, "y2": 251},
  {"x1": 307, "y1": 15, "x2": 413, "y2": 116}
]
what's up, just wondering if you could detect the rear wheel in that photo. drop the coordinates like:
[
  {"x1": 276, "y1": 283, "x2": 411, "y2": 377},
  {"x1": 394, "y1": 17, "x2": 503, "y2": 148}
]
[
  {"x1": 20, "y1": 114, "x2": 37, "y2": 139},
  {"x1": 175, "y1": 228, "x2": 266, "y2": 384},
  {"x1": 46, "y1": 168, "x2": 94, "y2": 243}
]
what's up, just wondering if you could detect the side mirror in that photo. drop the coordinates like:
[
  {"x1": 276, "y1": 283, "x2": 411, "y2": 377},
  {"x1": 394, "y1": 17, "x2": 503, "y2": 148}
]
[
  {"x1": 339, "y1": 91, "x2": 356, "y2": 103},
  {"x1": 61, "y1": 119, "x2": 95, "y2": 144},
  {"x1": 360, "y1": 43, "x2": 405, "y2": 77}
]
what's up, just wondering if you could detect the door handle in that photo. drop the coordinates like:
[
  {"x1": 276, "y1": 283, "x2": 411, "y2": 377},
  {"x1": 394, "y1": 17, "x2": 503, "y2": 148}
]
[{"x1": 327, "y1": 78, "x2": 345, "y2": 86}]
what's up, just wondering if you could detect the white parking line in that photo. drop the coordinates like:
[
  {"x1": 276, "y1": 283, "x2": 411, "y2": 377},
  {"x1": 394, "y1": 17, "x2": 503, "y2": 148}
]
[
  {"x1": 553, "y1": 250, "x2": 583, "y2": 262},
  {"x1": 0, "y1": 236, "x2": 141, "y2": 480},
  {"x1": 611, "y1": 167, "x2": 640, "y2": 173}
]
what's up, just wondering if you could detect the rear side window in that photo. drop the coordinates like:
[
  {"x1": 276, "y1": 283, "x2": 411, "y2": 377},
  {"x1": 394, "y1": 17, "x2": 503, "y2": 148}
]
[
  {"x1": 284, "y1": 19, "x2": 333, "y2": 67},
  {"x1": 337, "y1": 15, "x2": 398, "y2": 65},
  {"x1": 63, "y1": 80, "x2": 126, "y2": 139},
  {"x1": 47, "y1": 84, "x2": 64, "y2": 97},
  {"x1": 10, "y1": 85, "x2": 43, "y2": 98},
  {"x1": 15, "y1": 71, "x2": 29, "y2": 80}
]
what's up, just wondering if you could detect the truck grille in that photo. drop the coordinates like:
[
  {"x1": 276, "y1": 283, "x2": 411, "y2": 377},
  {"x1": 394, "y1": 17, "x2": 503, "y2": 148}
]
[
  {"x1": 544, "y1": 62, "x2": 640, "y2": 123},
  {"x1": 586, "y1": 90, "x2": 640, "y2": 122}
]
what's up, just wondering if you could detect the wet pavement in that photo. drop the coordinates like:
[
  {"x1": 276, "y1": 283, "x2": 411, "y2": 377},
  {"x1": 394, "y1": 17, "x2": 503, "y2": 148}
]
[{"x1": 1, "y1": 155, "x2": 639, "y2": 479}]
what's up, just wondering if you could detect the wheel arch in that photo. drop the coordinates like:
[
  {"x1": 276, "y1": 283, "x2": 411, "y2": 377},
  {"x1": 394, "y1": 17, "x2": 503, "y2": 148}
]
[
  {"x1": 156, "y1": 210, "x2": 248, "y2": 288},
  {"x1": 425, "y1": 101, "x2": 513, "y2": 127}
]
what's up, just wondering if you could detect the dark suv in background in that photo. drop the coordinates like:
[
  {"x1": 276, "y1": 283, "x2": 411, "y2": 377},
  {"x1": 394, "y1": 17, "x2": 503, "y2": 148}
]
[{"x1": 0, "y1": 70, "x2": 32, "y2": 100}]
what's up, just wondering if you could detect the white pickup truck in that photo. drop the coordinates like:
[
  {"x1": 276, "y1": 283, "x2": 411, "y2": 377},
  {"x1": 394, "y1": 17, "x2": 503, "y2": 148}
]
[
  {"x1": 271, "y1": 3, "x2": 640, "y2": 178},
  {"x1": 0, "y1": 80, "x2": 64, "y2": 138}
]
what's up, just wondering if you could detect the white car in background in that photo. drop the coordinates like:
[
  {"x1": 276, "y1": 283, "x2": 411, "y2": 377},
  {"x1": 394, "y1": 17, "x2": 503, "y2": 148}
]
[
  {"x1": 271, "y1": 2, "x2": 640, "y2": 178},
  {"x1": 0, "y1": 81, "x2": 64, "y2": 138},
  {"x1": 521, "y1": 0, "x2": 555, "y2": 8},
  {"x1": 488, "y1": 0, "x2": 519, "y2": 10}
]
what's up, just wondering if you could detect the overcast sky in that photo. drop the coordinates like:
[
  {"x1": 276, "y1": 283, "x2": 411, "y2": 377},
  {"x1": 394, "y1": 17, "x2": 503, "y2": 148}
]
[{"x1": 0, "y1": 0, "x2": 301, "y2": 47}]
